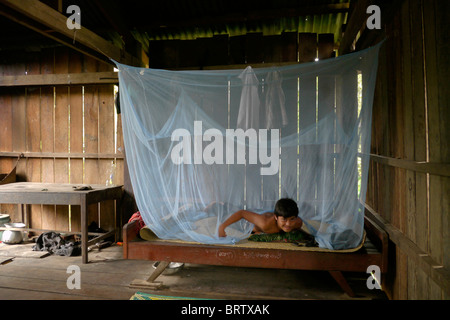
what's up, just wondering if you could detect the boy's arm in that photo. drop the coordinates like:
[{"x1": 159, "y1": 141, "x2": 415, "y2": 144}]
[{"x1": 218, "y1": 210, "x2": 268, "y2": 237}]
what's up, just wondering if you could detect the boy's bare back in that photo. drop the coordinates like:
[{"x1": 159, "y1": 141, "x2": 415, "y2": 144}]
[{"x1": 218, "y1": 209, "x2": 302, "y2": 237}]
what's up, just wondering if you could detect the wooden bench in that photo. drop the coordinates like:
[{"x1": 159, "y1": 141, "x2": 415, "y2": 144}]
[{"x1": 122, "y1": 212, "x2": 388, "y2": 297}]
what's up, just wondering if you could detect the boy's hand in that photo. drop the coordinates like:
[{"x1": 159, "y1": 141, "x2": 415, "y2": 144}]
[{"x1": 295, "y1": 217, "x2": 303, "y2": 230}]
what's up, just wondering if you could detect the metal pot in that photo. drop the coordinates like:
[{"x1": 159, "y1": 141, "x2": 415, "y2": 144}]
[{"x1": 1, "y1": 222, "x2": 25, "y2": 244}]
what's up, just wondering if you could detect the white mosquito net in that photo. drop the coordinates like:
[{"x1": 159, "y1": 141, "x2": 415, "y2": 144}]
[{"x1": 115, "y1": 42, "x2": 381, "y2": 250}]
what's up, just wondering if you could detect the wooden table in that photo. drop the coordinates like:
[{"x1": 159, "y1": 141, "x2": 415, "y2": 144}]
[{"x1": 0, "y1": 182, "x2": 123, "y2": 263}]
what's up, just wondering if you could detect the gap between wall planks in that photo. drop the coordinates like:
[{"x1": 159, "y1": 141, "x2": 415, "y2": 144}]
[{"x1": 0, "y1": 46, "x2": 123, "y2": 235}]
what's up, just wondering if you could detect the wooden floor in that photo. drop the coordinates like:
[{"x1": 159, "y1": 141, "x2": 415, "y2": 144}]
[{"x1": 0, "y1": 242, "x2": 388, "y2": 300}]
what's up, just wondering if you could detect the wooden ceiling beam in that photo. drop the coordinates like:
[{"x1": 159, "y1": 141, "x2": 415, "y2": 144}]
[
  {"x1": 355, "y1": 0, "x2": 403, "y2": 51},
  {"x1": 92, "y1": 0, "x2": 149, "y2": 67},
  {"x1": 339, "y1": 0, "x2": 374, "y2": 55},
  {"x1": 0, "y1": 71, "x2": 118, "y2": 87},
  {"x1": 0, "y1": 0, "x2": 143, "y2": 67},
  {"x1": 93, "y1": 0, "x2": 133, "y2": 41},
  {"x1": 340, "y1": 0, "x2": 402, "y2": 55}
]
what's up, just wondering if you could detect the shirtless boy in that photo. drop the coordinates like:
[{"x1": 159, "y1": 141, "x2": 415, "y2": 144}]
[{"x1": 218, "y1": 198, "x2": 303, "y2": 237}]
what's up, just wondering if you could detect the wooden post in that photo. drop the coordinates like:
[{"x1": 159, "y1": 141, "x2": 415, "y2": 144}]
[
  {"x1": 80, "y1": 195, "x2": 88, "y2": 264},
  {"x1": 329, "y1": 271, "x2": 356, "y2": 297}
]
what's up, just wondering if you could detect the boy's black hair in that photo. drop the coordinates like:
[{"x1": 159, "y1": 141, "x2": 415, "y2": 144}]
[{"x1": 274, "y1": 198, "x2": 298, "y2": 218}]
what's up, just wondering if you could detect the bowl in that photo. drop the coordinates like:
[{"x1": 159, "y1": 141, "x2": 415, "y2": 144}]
[{"x1": 1, "y1": 222, "x2": 26, "y2": 244}]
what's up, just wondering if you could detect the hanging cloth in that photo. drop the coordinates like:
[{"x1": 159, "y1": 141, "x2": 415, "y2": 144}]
[
  {"x1": 264, "y1": 69, "x2": 288, "y2": 129},
  {"x1": 236, "y1": 66, "x2": 260, "y2": 130}
]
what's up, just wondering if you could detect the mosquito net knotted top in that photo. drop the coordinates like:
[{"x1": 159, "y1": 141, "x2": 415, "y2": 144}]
[{"x1": 115, "y1": 43, "x2": 381, "y2": 250}]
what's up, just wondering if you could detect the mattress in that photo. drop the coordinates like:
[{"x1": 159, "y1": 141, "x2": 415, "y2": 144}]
[{"x1": 138, "y1": 226, "x2": 366, "y2": 253}]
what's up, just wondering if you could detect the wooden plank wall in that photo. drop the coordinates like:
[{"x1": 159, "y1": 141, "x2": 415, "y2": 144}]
[
  {"x1": 0, "y1": 46, "x2": 123, "y2": 234},
  {"x1": 366, "y1": 0, "x2": 449, "y2": 300}
]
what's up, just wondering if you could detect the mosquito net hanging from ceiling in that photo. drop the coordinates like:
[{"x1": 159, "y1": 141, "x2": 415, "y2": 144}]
[{"x1": 114, "y1": 42, "x2": 381, "y2": 250}]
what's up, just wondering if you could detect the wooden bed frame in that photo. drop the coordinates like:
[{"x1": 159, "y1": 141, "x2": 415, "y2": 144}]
[{"x1": 122, "y1": 213, "x2": 388, "y2": 297}]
